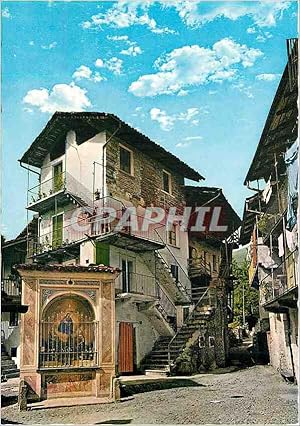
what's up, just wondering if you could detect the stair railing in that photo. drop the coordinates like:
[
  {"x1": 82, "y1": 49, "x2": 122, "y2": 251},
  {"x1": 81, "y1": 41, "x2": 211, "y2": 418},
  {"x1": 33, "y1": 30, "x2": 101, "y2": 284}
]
[
  {"x1": 153, "y1": 229, "x2": 192, "y2": 303},
  {"x1": 167, "y1": 286, "x2": 215, "y2": 370}
]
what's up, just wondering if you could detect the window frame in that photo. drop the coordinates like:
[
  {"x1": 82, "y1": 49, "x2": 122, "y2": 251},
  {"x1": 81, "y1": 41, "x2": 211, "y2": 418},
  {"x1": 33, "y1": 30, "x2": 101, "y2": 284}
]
[
  {"x1": 162, "y1": 170, "x2": 172, "y2": 194},
  {"x1": 51, "y1": 212, "x2": 64, "y2": 248},
  {"x1": 119, "y1": 144, "x2": 134, "y2": 176},
  {"x1": 168, "y1": 224, "x2": 178, "y2": 247}
]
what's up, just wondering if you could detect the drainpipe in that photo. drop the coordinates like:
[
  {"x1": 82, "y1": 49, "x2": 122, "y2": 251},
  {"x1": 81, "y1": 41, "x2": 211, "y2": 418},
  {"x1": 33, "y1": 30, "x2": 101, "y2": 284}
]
[
  {"x1": 18, "y1": 160, "x2": 40, "y2": 176},
  {"x1": 101, "y1": 116, "x2": 122, "y2": 202}
]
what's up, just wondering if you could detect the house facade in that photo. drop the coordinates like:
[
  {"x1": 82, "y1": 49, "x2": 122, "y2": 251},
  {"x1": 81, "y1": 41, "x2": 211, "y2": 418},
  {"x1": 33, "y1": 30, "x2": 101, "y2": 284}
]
[
  {"x1": 240, "y1": 38, "x2": 298, "y2": 382},
  {"x1": 2, "y1": 111, "x2": 240, "y2": 400}
]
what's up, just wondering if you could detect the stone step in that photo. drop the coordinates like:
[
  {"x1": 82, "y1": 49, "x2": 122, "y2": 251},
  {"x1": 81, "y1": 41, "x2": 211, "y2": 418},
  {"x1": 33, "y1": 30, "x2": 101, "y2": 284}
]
[{"x1": 144, "y1": 369, "x2": 169, "y2": 376}]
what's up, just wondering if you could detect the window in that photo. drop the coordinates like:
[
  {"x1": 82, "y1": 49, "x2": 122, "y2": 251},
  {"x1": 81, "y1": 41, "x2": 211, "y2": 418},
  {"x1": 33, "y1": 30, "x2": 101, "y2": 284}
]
[
  {"x1": 122, "y1": 259, "x2": 134, "y2": 293},
  {"x1": 162, "y1": 170, "x2": 171, "y2": 194},
  {"x1": 9, "y1": 312, "x2": 18, "y2": 327},
  {"x1": 168, "y1": 224, "x2": 177, "y2": 246},
  {"x1": 120, "y1": 145, "x2": 133, "y2": 175},
  {"x1": 209, "y1": 336, "x2": 215, "y2": 347},
  {"x1": 212, "y1": 255, "x2": 217, "y2": 271},
  {"x1": 170, "y1": 264, "x2": 179, "y2": 282},
  {"x1": 53, "y1": 162, "x2": 64, "y2": 192},
  {"x1": 52, "y1": 213, "x2": 63, "y2": 248},
  {"x1": 199, "y1": 336, "x2": 205, "y2": 348}
]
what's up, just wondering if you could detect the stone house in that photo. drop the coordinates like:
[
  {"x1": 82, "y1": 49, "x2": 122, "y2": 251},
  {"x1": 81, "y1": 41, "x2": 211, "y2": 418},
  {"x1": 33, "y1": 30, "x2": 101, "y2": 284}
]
[
  {"x1": 3, "y1": 111, "x2": 240, "y2": 400},
  {"x1": 240, "y1": 38, "x2": 298, "y2": 382}
]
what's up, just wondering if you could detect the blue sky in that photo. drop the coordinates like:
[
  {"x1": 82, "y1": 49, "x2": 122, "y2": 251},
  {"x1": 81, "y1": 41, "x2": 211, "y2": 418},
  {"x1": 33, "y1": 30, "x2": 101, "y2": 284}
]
[{"x1": 2, "y1": 0, "x2": 297, "y2": 239}]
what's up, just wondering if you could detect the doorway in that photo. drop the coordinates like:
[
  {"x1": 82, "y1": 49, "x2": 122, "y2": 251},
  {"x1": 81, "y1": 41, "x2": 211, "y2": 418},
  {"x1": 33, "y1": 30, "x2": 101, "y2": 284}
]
[{"x1": 118, "y1": 322, "x2": 136, "y2": 374}]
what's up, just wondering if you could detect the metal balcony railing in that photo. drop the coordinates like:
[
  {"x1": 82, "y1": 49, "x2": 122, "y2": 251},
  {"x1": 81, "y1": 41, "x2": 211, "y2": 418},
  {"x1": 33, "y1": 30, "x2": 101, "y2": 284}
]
[
  {"x1": 28, "y1": 171, "x2": 93, "y2": 208},
  {"x1": 260, "y1": 250, "x2": 297, "y2": 305},
  {"x1": 32, "y1": 197, "x2": 166, "y2": 255},
  {"x1": 257, "y1": 179, "x2": 288, "y2": 238},
  {"x1": 116, "y1": 272, "x2": 158, "y2": 298},
  {"x1": 1, "y1": 278, "x2": 21, "y2": 297}
]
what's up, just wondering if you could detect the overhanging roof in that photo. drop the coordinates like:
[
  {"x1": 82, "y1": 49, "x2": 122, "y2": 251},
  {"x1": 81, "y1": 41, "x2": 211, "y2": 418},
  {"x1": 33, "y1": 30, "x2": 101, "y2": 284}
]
[
  {"x1": 239, "y1": 193, "x2": 266, "y2": 246},
  {"x1": 184, "y1": 186, "x2": 241, "y2": 239},
  {"x1": 20, "y1": 112, "x2": 204, "y2": 182},
  {"x1": 244, "y1": 51, "x2": 298, "y2": 184}
]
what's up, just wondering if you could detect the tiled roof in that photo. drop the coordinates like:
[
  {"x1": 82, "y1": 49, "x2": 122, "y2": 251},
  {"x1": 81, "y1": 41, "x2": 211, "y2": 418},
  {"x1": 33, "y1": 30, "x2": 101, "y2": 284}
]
[{"x1": 15, "y1": 263, "x2": 120, "y2": 274}]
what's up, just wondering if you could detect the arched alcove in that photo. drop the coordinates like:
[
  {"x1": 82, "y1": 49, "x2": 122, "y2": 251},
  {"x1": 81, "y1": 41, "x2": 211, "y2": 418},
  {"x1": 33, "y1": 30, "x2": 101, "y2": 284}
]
[{"x1": 40, "y1": 294, "x2": 97, "y2": 368}]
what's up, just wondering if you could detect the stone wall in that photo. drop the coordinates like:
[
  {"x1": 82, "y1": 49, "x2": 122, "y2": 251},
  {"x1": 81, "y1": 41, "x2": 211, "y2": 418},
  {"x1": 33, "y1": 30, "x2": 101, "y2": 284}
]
[
  {"x1": 267, "y1": 311, "x2": 297, "y2": 379},
  {"x1": 106, "y1": 136, "x2": 185, "y2": 209}
]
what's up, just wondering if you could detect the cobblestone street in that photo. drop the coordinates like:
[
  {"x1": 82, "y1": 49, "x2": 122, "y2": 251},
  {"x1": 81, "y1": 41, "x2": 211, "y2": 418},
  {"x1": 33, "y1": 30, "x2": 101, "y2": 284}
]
[{"x1": 1, "y1": 366, "x2": 298, "y2": 424}]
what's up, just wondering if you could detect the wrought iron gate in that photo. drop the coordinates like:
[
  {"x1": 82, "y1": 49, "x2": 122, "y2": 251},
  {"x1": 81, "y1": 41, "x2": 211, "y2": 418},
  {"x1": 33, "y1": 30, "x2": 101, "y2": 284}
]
[{"x1": 39, "y1": 312, "x2": 98, "y2": 368}]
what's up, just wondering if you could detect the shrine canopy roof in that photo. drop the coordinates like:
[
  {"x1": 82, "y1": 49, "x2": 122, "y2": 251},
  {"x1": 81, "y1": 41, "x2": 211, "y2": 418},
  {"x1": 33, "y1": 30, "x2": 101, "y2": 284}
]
[{"x1": 15, "y1": 263, "x2": 121, "y2": 274}]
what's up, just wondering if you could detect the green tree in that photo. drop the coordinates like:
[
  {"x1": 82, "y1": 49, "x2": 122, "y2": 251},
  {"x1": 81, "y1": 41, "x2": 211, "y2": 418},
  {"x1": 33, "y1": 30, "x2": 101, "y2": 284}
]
[{"x1": 232, "y1": 259, "x2": 259, "y2": 326}]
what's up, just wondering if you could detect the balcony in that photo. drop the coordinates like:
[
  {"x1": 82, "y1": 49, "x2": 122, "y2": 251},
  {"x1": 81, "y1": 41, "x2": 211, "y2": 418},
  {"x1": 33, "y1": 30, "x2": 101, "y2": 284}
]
[
  {"x1": 260, "y1": 252, "x2": 298, "y2": 311},
  {"x1": 116, "y1": 272, "x2": 158, "y2": 302},
  {"x1": 1, "y1": 278, "x2": 21, "y2": 297},
  {"x1": 27, "y1": 172, "x2": 93, "y2": 213},
  {"x1": 257, "y1": 179, "x2": 288, "y2": 241},
  {"x1": 31, "y1": 201, "x2": 166, "y2": 259}
]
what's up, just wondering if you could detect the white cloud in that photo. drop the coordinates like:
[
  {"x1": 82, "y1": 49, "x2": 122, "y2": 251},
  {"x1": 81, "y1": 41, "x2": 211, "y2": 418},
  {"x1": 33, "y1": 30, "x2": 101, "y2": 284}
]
[
  {"x1": 95, "y1": 58, "x2": 104, "y2": 68},
  {"x1": 184, "y1": 136, "x2": 203, "y2": 141},
  {"x1": 95, "y1": 56, "x2": 123, "y2": 75},
  {"x1": 41, "y1": 42, "x2": 57, "y2": 50},
  {"x1": 2, "y1": 7, "x2": 11, "y2": 18},
  {"x1": 82, "y1": 1, "x2": 292, "y2": 35},
  {"x1": 256, "y1": 73, "x2": 280, "y2": 81},
  {"x1": 121, "y1": 45, "x2": 143, "y2": 56},
  {"x1": 232, "y1": 82, "x2": 254, "y2": 98},
  {"x1": 255, "y1": 31, "x2": 273, "y2": 43},
  {"x1": 107, "y1": 35, "x2": 129, "y2": 42},
  {"x1": 81, "y1": 2, "x2": 175, "y2": 34},
  {"x1": 163, "y1": 0, "x2": 291, "y2": 28},
  {"x1": 247, "y1": 27, "x2": 256, "y2": 34},
  {"x1": 72, "y1": 65, "x2": 105, "y2": 83},
  {"x1": 29, "y1": 41, "x2": 35, "y2": 46},
  {"x1": 129, "y1": 38, "x2": 262, "y2": 97},
  {"x1": 150, "y1": 107, "x2": 201, "y2": 131},
  {"x1": 73, "y1": 65, "x2": 92, "y2": 80},
  {"x1": 23, "y1": 82, "x2": 91, "y2": 113},
  {"x1": 108, "y1": 33, "x2": 143, "y2": 56},
  {"x1": 176, "y1": 142, "x2": 191, "y2": 148}
]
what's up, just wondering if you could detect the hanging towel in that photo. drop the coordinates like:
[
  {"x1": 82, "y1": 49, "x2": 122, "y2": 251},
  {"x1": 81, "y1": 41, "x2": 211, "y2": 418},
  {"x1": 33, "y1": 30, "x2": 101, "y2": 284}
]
[{"x1": 278, "y1": 233, "x2": 284, "y2": 257}]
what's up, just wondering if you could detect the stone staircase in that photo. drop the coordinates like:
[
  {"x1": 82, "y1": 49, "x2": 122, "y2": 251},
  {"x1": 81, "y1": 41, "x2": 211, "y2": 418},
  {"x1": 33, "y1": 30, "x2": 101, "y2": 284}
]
[
  {"x1": 142, "y1": 251, "x2": 191, "y2": 305},
  {"x1": 1, "y1": 344, "x2": 19, "y2": 381},
  {"x1": 141, "y1": 289, "x2": 214, "y2": 374}
]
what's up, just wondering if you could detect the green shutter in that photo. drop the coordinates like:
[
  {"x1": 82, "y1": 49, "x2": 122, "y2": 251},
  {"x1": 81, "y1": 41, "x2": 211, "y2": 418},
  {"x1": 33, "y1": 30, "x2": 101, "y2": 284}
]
[
  {"x1": 95, "y1": 242, "x2": 110, "y2": 265},
  {"x1": 52, "y1": 214, "x2": 63, "y2": 248}
]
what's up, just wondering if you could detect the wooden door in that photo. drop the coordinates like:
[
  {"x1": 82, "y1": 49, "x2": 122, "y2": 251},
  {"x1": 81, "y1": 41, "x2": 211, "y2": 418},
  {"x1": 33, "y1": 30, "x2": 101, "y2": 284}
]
[{"x1": 118, "y1": 322, "x2": 134, "y2": 373}]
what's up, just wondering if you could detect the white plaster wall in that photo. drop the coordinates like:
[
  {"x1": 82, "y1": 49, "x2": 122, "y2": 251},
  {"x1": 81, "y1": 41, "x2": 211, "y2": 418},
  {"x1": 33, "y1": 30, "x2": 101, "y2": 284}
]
[
  {"x1": 267, "y1": 312, "x2": 294, "y2": 377},
  {"x1": 80, "y1": 241, "x2": 95, "y2": 266},
  {"x1": 115, "y1": 300, "x2": 159, "y2": 367},
  {"x1": 39, "y1": 130, "x2": 107, "y2": 196},
  {"x1": 110, "y1": 246, "x2": 154, "y2": 291},
  {"x1": 1, "y1": 314, "x2": 20, "y2": 368}
]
